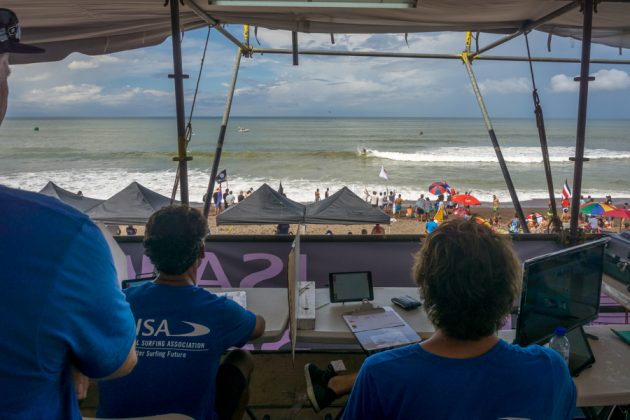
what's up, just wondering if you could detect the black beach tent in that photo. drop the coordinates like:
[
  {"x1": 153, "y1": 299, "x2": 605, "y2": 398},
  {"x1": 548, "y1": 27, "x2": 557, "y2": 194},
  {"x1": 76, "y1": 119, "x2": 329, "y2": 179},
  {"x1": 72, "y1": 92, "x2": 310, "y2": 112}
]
[
  {"x1": 39, "y1": 181, "x2": 103, "y2": 212},
  {"x1": 216, "y1": 183, "x2": 306, "y2": 225},
  {"x1": 217, "y1": 184, "x2": 389, "y2": 225},
  {"x1": 87, "y1": 181, "x2": 173, "y2": 224},
  {"x1": 304, "y1": 186, "x2": 389, "y2": 225}
]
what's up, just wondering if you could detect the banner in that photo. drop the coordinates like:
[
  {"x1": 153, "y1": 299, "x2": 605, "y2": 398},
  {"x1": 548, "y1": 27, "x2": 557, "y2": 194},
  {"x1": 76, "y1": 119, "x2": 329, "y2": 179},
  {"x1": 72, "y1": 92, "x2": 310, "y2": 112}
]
[{"x1": 117, "y1": 236, "x2": 562, "y2": 288}]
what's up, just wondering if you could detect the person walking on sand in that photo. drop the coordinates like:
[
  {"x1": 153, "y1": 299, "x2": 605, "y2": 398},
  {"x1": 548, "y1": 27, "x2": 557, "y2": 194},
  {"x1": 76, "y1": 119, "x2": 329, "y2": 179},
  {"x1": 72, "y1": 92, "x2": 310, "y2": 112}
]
[
  {"x1": 315, "y1": 188, "x2": 321, "y2": 202},
  {"x1": 325, "y1": 188, "x2": 329, "y2": 199},
  {"x1": 492, "y1": 195, "x2": 500, "y2": 216}
]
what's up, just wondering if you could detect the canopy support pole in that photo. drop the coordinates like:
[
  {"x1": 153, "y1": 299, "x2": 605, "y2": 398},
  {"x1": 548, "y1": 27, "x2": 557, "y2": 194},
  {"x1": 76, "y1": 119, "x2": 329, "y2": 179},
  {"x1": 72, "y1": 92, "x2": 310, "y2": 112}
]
[
  {"x1": 524, "y1": 32, "x2": 561, "y2": 232},
  {"x1": 203, "y1": 26, "x2": 248, "y2": 218},
  {"x1": 471, "y1": 1, "x2": 580, "y2": 58},
  {"x1": 460, "y1": 51, "x2": 529, "y2": 233},
  {"x1": 183, "y1": 0, "x2": 251, "y2": 52},
  {"x1": 569, "y1": 0, "x2": 595, "y2": 243},
  {"x1": 169, "y1": 0, "x2": 191, "y2": 206}
]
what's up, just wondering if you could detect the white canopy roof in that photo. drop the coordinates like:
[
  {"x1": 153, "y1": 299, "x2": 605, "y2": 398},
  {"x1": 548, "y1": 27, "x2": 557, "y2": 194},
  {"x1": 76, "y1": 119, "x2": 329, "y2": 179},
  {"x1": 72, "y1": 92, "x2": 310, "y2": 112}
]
[{"x1": 5, "y1": 1, "x2": 630, "y2": 64}]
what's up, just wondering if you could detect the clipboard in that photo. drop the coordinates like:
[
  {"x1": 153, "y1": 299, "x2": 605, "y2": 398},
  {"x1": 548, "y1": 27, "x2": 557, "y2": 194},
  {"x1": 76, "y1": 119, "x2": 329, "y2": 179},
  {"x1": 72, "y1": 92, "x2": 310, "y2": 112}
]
[{"x1": 342, "y1": 306, "x2": 421, "y2": 353}]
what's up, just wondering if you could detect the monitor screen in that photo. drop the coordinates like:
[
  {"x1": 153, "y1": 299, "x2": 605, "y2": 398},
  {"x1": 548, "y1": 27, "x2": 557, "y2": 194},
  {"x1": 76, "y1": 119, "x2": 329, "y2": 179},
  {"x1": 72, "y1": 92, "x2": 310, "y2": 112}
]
[
  {"x1": 329, "y1": 271, "x2": 374, "y2": 303},
  {"x1": 515, "y1": 238, "x2": 608, "y2": 346},
  {"x1": 121, "y1": 277, "x2": 155, "y2": 289}
]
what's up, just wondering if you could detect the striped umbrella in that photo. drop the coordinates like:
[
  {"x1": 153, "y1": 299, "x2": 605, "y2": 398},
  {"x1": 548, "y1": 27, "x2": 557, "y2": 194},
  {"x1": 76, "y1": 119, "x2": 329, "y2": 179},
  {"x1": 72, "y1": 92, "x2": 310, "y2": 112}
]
[
  {"x1": 579, "y1": 202, "x2": 615, "y2": 216},
  {"x1": 428, "y1": 181, "x2": 451, "y2": 196}
]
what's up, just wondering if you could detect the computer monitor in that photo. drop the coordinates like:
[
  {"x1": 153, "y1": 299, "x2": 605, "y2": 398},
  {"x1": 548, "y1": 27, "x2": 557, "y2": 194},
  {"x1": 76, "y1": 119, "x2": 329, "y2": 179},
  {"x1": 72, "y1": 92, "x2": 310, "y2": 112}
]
[
  {"x1": 121, "y1": 276, "x2": 155, "y2": 289},
  {"x1": 514, "y1": 237, "x2": 609, "y2": 347},
  {"x1": 329, "y1": 271, "x2": 374, "y2": 303}
]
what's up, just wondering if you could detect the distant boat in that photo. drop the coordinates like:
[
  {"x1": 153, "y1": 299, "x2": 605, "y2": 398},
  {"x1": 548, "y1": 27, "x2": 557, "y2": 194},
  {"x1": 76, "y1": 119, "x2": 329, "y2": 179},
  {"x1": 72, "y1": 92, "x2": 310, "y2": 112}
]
[{"x1": 237, "y1": 127, "x2": 250, "y2": 133}]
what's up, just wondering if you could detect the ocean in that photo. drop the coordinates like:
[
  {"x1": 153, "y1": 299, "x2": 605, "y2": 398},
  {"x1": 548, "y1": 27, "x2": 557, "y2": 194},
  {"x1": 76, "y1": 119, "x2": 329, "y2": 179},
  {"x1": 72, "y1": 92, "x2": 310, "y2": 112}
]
[{"x1": 1, "y1": 117, "x2": 629, "y2": 204}]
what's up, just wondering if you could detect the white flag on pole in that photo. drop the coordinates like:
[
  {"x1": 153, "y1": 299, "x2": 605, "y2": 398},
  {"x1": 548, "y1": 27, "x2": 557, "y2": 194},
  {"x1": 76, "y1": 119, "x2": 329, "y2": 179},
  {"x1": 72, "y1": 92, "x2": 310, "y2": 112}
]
[{"x1": 379, "y1": 165, "x2": 389, "y2": 180}]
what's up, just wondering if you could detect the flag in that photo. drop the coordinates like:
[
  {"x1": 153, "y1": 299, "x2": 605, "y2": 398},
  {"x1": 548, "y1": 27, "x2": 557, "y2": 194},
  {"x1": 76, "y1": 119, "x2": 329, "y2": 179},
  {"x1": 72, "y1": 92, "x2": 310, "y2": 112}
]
[
  {"x1": 216, "y1": 169, "x2": 227, "y2": 184},
  {"x1": 379, "y1": 165, "x2": 389, "y2": 180},
  {"x1": 562, "y1": 179, "x2": 572, "y2": 200},
  {"x1": 434, "y1": 203, "x2": 445, "y2": 224}
]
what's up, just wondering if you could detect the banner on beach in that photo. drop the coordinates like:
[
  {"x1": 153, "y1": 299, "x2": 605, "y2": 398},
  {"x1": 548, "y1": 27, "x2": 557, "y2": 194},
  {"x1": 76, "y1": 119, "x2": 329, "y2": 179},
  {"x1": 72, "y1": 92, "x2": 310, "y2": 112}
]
[{"x1": 562, "y1": 179, "x2": 572, "y2": 200}]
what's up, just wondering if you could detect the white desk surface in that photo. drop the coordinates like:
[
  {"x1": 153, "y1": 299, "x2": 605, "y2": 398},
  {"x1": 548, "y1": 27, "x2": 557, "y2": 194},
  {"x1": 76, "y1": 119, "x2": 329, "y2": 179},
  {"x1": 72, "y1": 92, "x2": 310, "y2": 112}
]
[
  {"x1": 204, "y1": 288, "x2": 288, "y2": 343},
  {"x1": 297, "y1": 287, "x2": 434, "y2": 343}
]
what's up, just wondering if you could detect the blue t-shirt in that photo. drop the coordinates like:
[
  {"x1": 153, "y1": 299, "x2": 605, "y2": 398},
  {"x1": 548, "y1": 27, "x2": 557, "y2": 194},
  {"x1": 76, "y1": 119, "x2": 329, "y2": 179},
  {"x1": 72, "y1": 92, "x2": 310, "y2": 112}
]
[
  {"x1": 344, "y1": 340, "x2": 576, "y2": 420},
  {"x1": 425, "y1": 221, "x2": 438, "y2": 234},
  {"x1": 98, "y1": 283, "x2": 257, "y2": 419},
  {"x1": 0, "y1": 186, "x2": 136, "y2": 420}
]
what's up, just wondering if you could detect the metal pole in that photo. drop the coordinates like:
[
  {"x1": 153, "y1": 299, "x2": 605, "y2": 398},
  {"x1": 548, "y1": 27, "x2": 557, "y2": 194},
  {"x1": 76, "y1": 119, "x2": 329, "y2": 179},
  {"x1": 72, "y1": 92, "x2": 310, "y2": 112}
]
[
  {"x1": 251, "y1": 48, "x2": 630, "y2": 66},
  {"x1": 169, "y1": 0, "x2": 190, "y2": 205},
  {"x1": 461, "y1": 53, "x2": 529, "y2": 233},
  {"x1": 182, "y1": 0, "x2": 251, "y2": 52},
  {"x1": 203, "y1": 27, "x2": 247, "y2": 218},
  {"x1": 569, "y1": 0, "x2": 594, "y2": 243},
  {"x1": 471, "y1": 1, "x2": 580, "y2": 58}
]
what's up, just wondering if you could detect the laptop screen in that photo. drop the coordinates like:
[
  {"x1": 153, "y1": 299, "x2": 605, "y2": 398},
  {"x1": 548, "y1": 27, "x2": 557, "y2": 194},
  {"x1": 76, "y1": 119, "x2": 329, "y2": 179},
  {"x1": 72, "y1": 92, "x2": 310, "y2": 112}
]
[{"x1": 329, "y1": 271, "x2": 374, "y2": 303}]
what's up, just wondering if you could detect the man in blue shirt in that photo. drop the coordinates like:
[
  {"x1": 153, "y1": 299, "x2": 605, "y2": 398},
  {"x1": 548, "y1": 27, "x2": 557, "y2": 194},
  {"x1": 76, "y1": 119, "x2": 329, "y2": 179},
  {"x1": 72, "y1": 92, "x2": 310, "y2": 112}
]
[
  {"x1": 0, "y1": 11, "x2": 137, "y2": 418},
  {"x1": 306, "y1": 219, "x2": 575, "y2": 419},
  {"x1": 98, "y1": 206, "x2": 266, "y2": 419}
]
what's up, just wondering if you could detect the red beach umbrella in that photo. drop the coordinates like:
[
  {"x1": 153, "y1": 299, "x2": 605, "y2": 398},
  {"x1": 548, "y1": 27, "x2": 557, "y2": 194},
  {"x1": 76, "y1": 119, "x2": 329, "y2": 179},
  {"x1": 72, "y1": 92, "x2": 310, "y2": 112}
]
[
  {"x1": 451, "y1": 194, "x2": 481, "y2": 206},
  {"x1": 603, "y1": 208, "x2": 630, "y2": 219}
]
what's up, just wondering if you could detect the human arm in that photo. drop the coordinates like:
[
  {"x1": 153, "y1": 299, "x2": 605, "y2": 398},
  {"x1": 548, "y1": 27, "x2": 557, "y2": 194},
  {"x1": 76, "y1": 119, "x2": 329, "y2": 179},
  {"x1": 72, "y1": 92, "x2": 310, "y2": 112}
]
[
  {"x1": 45, "y1": 220, "x2": 137, "y2": 380},
  {"x1": 250, "y1": 315, "x2": 266, "y2": 340}
]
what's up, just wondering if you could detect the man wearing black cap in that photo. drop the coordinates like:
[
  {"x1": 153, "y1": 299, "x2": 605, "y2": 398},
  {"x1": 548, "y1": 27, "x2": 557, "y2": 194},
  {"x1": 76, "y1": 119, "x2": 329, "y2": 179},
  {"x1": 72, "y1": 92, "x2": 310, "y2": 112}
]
[{"x1": 0, "y1": 9, "x2": 137, "y2": 419}]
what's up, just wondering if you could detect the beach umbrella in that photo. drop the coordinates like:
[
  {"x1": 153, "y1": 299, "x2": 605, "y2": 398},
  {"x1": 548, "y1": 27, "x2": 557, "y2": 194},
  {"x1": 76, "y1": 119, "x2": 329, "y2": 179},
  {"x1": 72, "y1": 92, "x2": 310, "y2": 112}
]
[
  {"x1": 602, "y1": 208, "x2": 630, "y2": 219},
  {"x1": 579, "y1": 202, "x2": 615, "y2": 216},
  {"x1": 451, "y1": 194, "x2": 481, "y2": 206},
  {"x1": 428, "y1": 181, "x2": 450, "y2": 196},
  {"x1": 526, "y1": 213, "x2": 544, "y2": 224}
]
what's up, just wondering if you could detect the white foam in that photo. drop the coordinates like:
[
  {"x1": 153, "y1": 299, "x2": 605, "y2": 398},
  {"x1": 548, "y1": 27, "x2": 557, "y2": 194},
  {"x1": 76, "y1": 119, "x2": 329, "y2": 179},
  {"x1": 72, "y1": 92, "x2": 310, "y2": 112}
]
[
  {"x1": 365, "y1": 147, "x2": 630, "y2": 164},
  {"x1": 2, "y1": 169, "x2": 629, "y2": 206}
]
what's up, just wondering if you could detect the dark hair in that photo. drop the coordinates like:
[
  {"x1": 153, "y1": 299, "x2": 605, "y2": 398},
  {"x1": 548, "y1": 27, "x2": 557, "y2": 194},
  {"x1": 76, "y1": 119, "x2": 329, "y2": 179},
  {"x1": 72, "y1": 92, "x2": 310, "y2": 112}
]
[
  {"x1": 413, "y1": 219, "x2": 521, "y2": 340},
  {"x1": 144, "y1": 206, "x2": 208, "y2": 275}
]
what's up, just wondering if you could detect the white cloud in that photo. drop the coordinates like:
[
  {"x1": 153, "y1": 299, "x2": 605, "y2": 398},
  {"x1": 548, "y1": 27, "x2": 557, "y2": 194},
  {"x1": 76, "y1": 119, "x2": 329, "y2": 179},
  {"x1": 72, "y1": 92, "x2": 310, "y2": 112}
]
[
  {"x1": 68, "y1": 55, "x2": 121, "y2": 70},
  {"x1": 550, "y1": 69, "x2": 630, "y2": 93},
  {"x1": 22, "y1": 84, "x2": 170, "y2": 106},
  {"x1": 22, "y1": 73, "x2": 50, "y2": 82},
  {"x1": 477, "y1": 77, "x2": 531, "y2": 95}
]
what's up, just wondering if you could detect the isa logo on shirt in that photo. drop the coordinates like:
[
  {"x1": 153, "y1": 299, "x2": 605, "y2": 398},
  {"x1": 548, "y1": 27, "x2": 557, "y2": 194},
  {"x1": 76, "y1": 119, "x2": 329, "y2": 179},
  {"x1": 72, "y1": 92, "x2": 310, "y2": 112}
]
[{"x1": 136, "y1": 319, "x2": 211, "y2": 337}]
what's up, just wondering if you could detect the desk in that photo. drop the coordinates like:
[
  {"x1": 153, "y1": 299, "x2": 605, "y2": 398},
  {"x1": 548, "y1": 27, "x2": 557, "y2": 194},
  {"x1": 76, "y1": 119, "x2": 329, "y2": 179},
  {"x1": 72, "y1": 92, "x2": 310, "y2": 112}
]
[
  {"x1": 297, "y1": 287, "x2": 434, "y2": 343},
  {"x1": 204, "y1": 288, "x2": 288, "y2": 343},
  {"x1": 500, "y1": 325, "x2": 630, "y2": 407}
]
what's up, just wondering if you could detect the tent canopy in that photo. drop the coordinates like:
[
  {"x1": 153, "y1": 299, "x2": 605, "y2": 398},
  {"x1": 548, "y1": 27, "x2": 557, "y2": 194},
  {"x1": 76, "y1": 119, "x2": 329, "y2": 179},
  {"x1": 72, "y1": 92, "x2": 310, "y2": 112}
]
[
  {"x1": 5, "y1": 1, "x2": 630, "y2": 64},
  {"x1": 39, "y1": 181, "x2": 103, "y2": 212},
  {"x1": 217, "y1": 183, "x2": 306, "y2": 225},
  {"x1": 218, "y1": 184, "x2": 390, "y2": 225},
  {"x1": 87, "y1": 181, "x2": 172, "y2": 224},
  {"x1": 305, "y1": 186, "x2": 389, "y2": 225}
]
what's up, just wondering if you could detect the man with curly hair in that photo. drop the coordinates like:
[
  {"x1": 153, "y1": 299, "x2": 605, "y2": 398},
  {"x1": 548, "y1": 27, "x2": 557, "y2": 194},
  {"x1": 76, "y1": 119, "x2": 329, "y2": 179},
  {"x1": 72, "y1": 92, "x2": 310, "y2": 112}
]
[
  {"x1": 305, "y1": 219, "x2": 575, "y2": 419},
  {"x1": 98, "y1": 206, "x2": 266, "y2": 419}
]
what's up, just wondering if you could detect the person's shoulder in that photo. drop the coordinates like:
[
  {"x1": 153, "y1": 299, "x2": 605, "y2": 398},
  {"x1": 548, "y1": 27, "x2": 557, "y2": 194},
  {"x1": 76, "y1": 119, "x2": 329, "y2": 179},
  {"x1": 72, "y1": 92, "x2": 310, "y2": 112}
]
[
  {"x1": 363, "y1": 344, "x2": 421, "y2": 370},
  {"x1": 501, "y1": 342, "x2": 565, "y2": 367}
]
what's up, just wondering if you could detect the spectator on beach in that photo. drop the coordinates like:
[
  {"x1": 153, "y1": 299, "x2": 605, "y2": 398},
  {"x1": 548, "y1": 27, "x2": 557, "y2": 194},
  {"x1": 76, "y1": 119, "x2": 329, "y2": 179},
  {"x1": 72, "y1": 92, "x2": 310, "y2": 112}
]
[
  {"x1": 304, "y1": 219, "x2": 575, "y2": 419},
  {"x1": 276, "y1": 223, "x2": 290, "y2": 235},
  {"x1": 361, "y1": 228, "x2": 368, "y2": 235},
  {"x1": 371, "y1": 223, "x2": 385, "y2": 235},
  {"x1": 238, "y1": 191, "x2": 245, "y2": 202},
  {"x1": 0, "y1": 13, "x2": 137, "y2": 417},
  {"x1": 315, "y1": 188, "x2": 321, "y2": 202},
  {"x1": 624, "y1": 222, "x2": 630, "y2": 231},
  {"x1": 561, "y1": 208, "x2": 571, "y2": 224},
  {"x1": 425, "y1": 217, "x2": 438, "y2": 235},
  {"x1": 492, "y1": 194, "x2": 500, "y2": 216},
  {"x1": 378, "y1": 192, "x2": 385, "y2": 210},
  {"x1": 363, "y1": 188, "x2": 370, "y2": 202},
  {"x1": 126, "y1": 224, "x2": 137, "y2": 236},
  {"x1": 213, "y1": 187, "x2": 223, "y2": 215},
  {"x1": 325, "y1": 188, "x2": 330, "y2": 199},
  {"x1": 394, "y1": 194, "x2": 403, "y2": 217},
  {"x1": 245, "y1": 188, "x2": 253, "y2": 198},
  {"x1": 508, "y1": 214, "x2": 521, "y2": 234},
  {"x1": 406, "y1": 205, "x2": 414, "y2": 218},
  {"x1": 225, "y1": 189, "x2": 236, "y2": 209},
  {"x1": 98, "y1": 206, "x2": 266, "y2": 419},
  {"x1": 579, "y1": 195, "x2": 585, "y2": 206},
  {"x1": 77, "y1": 190, "x2": 83, "y2": 197},
  {"x1": 325, "y1": 230, "x2": 334, "y2": 236},
  {"x1": 370, "y1": 191, "x2": 379, "y2": 207}
]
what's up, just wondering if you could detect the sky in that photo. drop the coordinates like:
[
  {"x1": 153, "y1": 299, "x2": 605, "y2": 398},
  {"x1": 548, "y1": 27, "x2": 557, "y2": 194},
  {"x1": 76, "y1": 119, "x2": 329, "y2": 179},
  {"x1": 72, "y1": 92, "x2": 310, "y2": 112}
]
[{"x1": 5, "y1": 25, "x2": 630, "y2": 119}]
